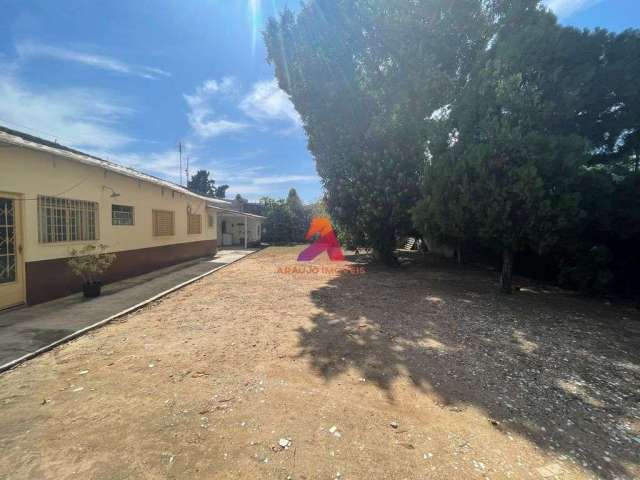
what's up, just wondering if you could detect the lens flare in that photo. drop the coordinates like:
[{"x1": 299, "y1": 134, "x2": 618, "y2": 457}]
[{"x1": 249, "y1": 0, "x2": 261, "y2": 55}]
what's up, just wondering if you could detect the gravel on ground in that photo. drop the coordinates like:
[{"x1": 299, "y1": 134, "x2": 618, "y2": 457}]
[{"x1": 0, "y1": 246, "x2": 638, "y2": 479}]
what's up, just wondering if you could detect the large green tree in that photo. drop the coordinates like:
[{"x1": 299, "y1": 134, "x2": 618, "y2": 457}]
[
  {"x1": 572, "y1": 29, "x2": 640, "y2": 173},
  {"x1": 415, "y1": 1, "x2": 592, "y2": 292},
  {"x1": 264, "y1": 0, "x2": 489, "y2": 263}
]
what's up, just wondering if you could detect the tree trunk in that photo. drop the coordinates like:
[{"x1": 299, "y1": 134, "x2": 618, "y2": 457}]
[
  {"x1": 456, "y1": 242, "x2": 462, "y2": 265},
  {"x1": 374, "y1": 227, "x2": 398, "y2": 266},
  {"x1": 375, "y1": 242, "x2": 398, "y2": 266},
  {"x1": 500, "y1": 247, "x2": 513, "y2": 294}
]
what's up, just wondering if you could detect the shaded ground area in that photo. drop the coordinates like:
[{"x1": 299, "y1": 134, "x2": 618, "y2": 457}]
[
  {"x1": 0, "y1": 247, "x2": 638, "y2": 479},
  {"x1": 0, "y1": 249, "x2": 255, "y2": 367}
]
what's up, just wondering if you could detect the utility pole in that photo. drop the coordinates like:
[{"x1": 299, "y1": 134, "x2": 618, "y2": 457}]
[
  {"x1": 185, "y1": 156, "x2": 190, "y2": 186},
  {"x1": 178, "y1": 141, "x2": 183, "y2": 186}
]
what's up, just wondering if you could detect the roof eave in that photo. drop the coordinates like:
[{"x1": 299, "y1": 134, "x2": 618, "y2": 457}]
[{"x1": 0, "y1": 128, "x2": 233, "y2": 205}]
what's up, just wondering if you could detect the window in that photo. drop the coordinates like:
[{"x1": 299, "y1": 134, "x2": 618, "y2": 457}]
[
  {"x1": 152, "y1": 210, "x2": 174, "y2": 236},
  {"x1": 112, "y1": 205, "x2": 134, "y2": 225},
  {"x1": 38, "y1": 195, "x2": 98, "y2": 243},
  {"x1": 188, "y1": 214, "x2": 202, "y2": 235},
  {"x1": 208, "y1": 214, "x2": 214, "y2": 228}
]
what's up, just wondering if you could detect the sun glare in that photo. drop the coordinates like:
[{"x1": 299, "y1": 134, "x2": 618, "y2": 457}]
[{"x1": 249, "y1": 0, "x2": 261, "y2": 55}]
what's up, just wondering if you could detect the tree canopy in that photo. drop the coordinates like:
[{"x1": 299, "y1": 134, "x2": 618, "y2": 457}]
[
  {"x1": 265, "y1": 0, "x2": 640, "y2": 294},
  {"x1": 187, "y1": 169, "x2": 229, "y2": 198}
]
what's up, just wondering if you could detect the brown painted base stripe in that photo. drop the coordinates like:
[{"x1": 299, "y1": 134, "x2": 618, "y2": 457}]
[
  {"x1": 25, "y1": 239, "x2": 217, "y2": 304},
  {"x1": 0, "y1": 248, "x2": 261, "y2": 374}
]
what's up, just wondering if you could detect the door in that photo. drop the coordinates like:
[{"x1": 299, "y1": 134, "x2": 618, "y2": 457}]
[{"x1": 0, "y1": 194, "x2": 24, "y2": 310}]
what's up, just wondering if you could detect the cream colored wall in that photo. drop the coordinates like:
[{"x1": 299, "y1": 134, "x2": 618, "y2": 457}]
[{"x1": 1, "y1": 146, "x2": 217, "y2": 262}]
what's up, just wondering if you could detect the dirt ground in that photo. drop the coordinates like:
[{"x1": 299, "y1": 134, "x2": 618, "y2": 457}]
[{"x1": 0, "y1": 246, "x2": 638, "y2": 480}]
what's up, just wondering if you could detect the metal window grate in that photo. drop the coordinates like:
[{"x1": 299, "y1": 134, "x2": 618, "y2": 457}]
[
  {"x1": 152, "y1": 210, "x2": 174, "y2": 236},
  {"x1": 38, "y1": 195, "x2": 98, "y2": 243},
  {"x1": 112, "y1": 204, "x2": 134, "y2": 225},
  {"x1": 0, "y1": 197, "x2": 17, "y2": 284},
  {"x1": 188, "y1": 214, "x2": 202, "y2": 235}
]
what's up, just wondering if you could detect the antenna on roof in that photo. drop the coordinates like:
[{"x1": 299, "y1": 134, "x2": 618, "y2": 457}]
[{"x1": 178, "y1": 141, "x2": 183, "y2": 186}]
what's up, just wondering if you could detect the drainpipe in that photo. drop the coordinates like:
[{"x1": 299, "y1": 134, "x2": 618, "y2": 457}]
[{"x1": 244, "y1": 216, "x2": 248, "y2": 249}]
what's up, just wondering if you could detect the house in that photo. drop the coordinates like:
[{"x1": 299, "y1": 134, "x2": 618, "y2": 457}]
[
  {"x1": 0, "y1": 125, "x2": 263, "y2": 309},
  {"x1": 228, "y1": 196, "x2": 265, "y2": 216}
]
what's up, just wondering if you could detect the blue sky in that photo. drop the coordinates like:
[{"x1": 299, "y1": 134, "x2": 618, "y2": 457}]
[{"x1": 0, "y1": 1, "x2": 638, "y2": 202}]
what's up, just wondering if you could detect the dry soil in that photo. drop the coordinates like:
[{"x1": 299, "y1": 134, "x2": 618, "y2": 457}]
[{"x1": 0, "y1": 247, "x2": 638, "y2": 480}]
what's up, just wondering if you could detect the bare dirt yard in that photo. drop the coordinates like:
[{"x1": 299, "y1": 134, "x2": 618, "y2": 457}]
[{"x1": 0, "y1": 246, "x2": 639, "y2": 480}]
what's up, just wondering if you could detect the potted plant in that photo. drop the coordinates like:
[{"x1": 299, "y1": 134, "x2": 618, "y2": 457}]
[{"x1": 67, "y1": 244, "x2": 116, "y2": 298}]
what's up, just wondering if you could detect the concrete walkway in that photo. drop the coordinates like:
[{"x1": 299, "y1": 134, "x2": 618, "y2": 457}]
[{"x1": 0, "y1": 248, "x2": 256, "y2": 367}]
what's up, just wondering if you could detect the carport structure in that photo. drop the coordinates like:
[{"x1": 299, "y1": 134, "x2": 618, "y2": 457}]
[{"x1": 207, "y1": 205, "x2": 264, "y2": 249}]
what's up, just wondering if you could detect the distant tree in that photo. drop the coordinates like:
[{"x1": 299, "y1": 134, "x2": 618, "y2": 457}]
[
  {"x1": 188, "y1": 170, "x2": 215, "y2": 196},
  {"x1": 188, "y1": 169, "x2": 228, "y2": 198},
  {"x1": 286, "y1": 188, "x2": 308, "y2": 242},
  {"x1": 214, "y1": 184, "x2": 229, "y2": 199},
  {"x1": 309, "y1": 198, "x2": 331, "y2": 220},
  {"x1": 260, "y1": 196, "x2": 295, "y2": 244}
]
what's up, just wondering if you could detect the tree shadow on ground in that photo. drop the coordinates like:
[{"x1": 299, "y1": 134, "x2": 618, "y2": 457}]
[{"x1": 297, "y1": 254, "x2": 640, "y2": 479}]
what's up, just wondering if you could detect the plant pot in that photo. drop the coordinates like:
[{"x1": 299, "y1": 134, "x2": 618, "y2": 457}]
[{"x1": 82, "y1": 281, "x2": 102, "y2": 298}]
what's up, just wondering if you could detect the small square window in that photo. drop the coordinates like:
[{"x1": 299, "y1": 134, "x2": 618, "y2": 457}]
[{"x1": 112, "y1": 205, "x2": 134, "y2": 225}]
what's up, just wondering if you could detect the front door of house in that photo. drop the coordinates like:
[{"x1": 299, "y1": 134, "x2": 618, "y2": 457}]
[{"x1": 0, "y1": 194, "x2": 24, "y2": 310}]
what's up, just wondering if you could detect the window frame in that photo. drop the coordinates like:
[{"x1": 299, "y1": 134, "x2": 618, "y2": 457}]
[
  {"x1": 152, "y1": 209, "x2": 175, "y2": 237},
  {"x1": 38, "y1": 195, "x2": 99, "y2": 244},
  {"x1": 111, "y1": 204, "x2": 135, "y2": 226},
  {"x1": 187, "y1": 213, "x2": 202, "y2": 235}
]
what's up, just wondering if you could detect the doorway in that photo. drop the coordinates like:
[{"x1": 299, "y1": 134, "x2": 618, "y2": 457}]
[{"x1": 0, "y1": 194, "x2": 25, "y2": 310}]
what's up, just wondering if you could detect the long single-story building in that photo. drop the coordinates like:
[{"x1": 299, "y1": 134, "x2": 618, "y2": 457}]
[{"x1": 0, "y1": 125, "x2": 263, "y2": 309}]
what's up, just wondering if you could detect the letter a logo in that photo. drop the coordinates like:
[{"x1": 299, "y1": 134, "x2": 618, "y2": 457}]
[{"x1": 297, "y1": 217, "x2": 345, "y2": 262}]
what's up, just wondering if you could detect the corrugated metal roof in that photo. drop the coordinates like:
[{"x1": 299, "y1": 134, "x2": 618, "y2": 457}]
[
  {"x1": 0, "y1": 124, "x2": 231, "y2": 206},
  {"x1": 207, "y1": 205, "x2": 265, "y2": 219}
]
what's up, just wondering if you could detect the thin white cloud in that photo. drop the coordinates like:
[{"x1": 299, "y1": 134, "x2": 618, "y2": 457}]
[
  {"x1": 253, "y1": 174, "x2": 319, "y2": 185},
  {"x1": 543, "y1": 0, "x2": 603, "y2": 17},
  {"x1": 16, "y1": 42, "x2": 170, "y2": 79},
  {"x1": 184, "y1": 78, "x2": 236, "y2": 107},
  {"x1": 189, "y1": 118, "x2": 248, "y2": 139},
  {"x1": 184, "y1": 77, "x2": 248, "y2": 139},
  {"x1": 0, "y1": 73, "x2": 133, "y2": 150},
  {"x1": 102, "y1": 150, "x2": 186, "y2": 181},
  {"x1": 219, "y1": 170, "x2": 320, "y2": 201},
  {"x1": 239, "y1": 79, "x2": 302, "y2": 128}
]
